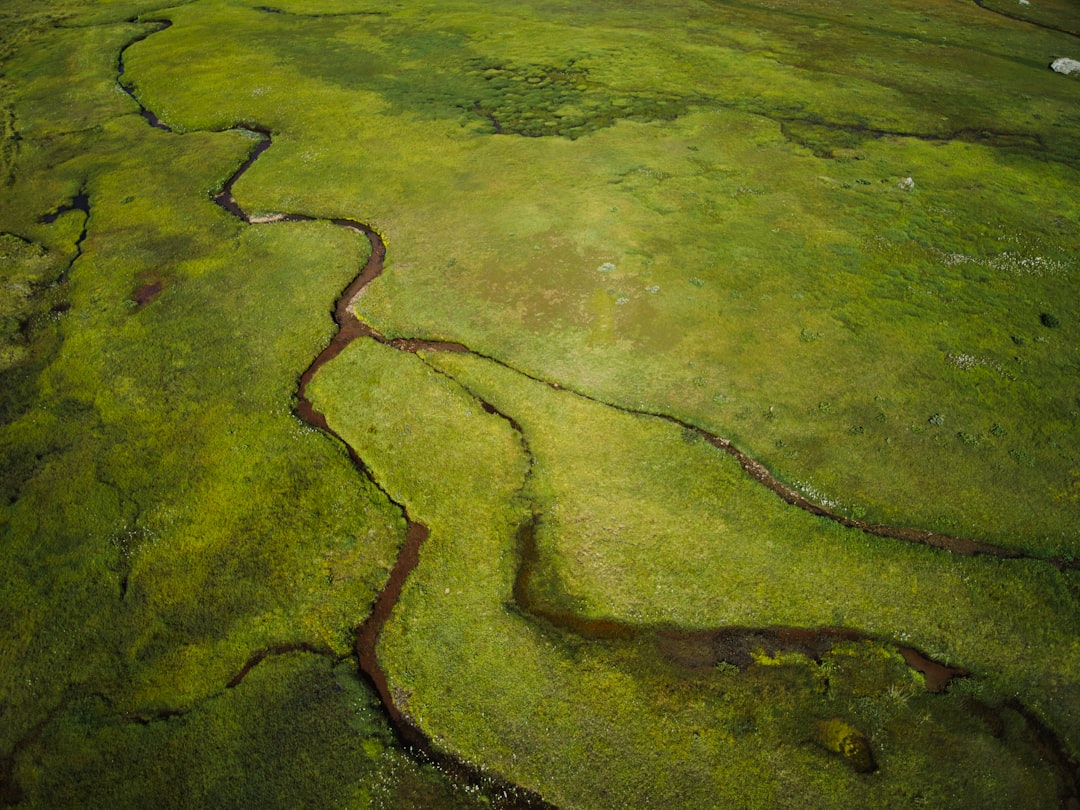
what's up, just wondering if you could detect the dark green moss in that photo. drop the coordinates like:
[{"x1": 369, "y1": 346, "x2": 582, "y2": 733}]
[
  {"x1": 16, "y1": 654, "x2": 493, "y2": 809},
  {"x1": 815, "y1": 718, "x2": 876, "y2": 773}
]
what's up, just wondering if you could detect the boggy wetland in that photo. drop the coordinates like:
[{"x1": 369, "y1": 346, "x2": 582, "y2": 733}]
[{"x1": 1, "y1": 0, "x2": 1079, "y2": 807}]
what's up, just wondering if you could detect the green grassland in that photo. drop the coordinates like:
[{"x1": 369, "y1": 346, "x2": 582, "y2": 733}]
[
  {"x1": 124, "y1": 0, "x2": 1080, "y2": 551},
  {"x1": 310, "y1": 339, "x2": 1070, "y2": 807},
  {"x1": 1, "y1": 0, "x2": 1078, "y2": 806}
]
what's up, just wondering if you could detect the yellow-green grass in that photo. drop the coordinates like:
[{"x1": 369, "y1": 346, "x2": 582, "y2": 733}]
[
  {"x1": 3, "y1": 0, "x2": 1079, "y2": 805},
  {"x1": 311, "y1": 338, "x2": 1069, "y2": 808},
  {"x1": 0, "y1": 10, "x2": 445, "y2": 804},
  {"x1": 975, "y1": 0, "x2": 1080, "y2": 37},
  {"x1": 119, "y1": 0, "x2": 1080, "y2": 553},
  {"x1": 14, "y1": 652, "x2": 489, "y2": 809},
  {"x1": 429, "y1": 350, "x2": 1080, "y2": 748}
]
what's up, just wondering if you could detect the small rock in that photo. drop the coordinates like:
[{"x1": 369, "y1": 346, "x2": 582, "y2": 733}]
[
  {"x1": 898, "y1": 176, "x2": 915, "y2": 191},
  {"x1": 815, "y1": 718, "x2": 876, "y2": 773},
  {"x1": 1050, "y1": 57, "x2": 1080, "y2": 75}
]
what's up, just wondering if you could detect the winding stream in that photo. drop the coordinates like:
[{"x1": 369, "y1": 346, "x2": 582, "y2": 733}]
[
  {"x1": 106, "y1": 15, "x2": 1080, "y2": 807},
  {"x1": 972, "y1": 0, "x2": 1080, "y2": 38}
]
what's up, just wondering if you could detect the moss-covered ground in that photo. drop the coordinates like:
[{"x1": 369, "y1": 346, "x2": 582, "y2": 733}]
[
  {"x1": 2, "y1": 0, "x2": 1078, "y2": 806},
  {"x1": 311, "y1": 339, "x2": 1074, "y2": 807}
]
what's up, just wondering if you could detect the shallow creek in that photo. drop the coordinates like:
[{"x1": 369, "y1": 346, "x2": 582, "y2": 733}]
[{"x1": 110, "y1": 17, "x2": 1078, "y2": 806}]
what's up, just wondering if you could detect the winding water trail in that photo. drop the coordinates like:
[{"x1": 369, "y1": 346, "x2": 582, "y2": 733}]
[
  {"x1": 204, "y1": 123, "x2": 553, "y2": 809},
  {"x1": 109, "y1": 16, "x2": 1080, "y2": 806},
  {"x1": 972, "y1": 0, "x2": 1080, "y2": 39},
  {"x1": 38, "y1": 189, "x2": 90, "y2": 288}
]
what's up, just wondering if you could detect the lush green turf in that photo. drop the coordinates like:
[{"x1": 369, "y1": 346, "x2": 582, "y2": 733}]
[
  {"x1": 2, "y1": 0, "x2": 1078, "y2": 806},
  {"x1": 15, "y1": 653, "x2": 489, "y2": 809},
  {"x1": 427, "y1": 350, "x2": 1080, "y2": 748},
  {"x1": 310, "y1": 338, "x2": 1068, "y2": 807},
  {"x1": 0, "y1": 5, "x2": 488, "y2": 806},
  {"x1": 120, "y1": 0, "x2": 1080, "y2": 552}
]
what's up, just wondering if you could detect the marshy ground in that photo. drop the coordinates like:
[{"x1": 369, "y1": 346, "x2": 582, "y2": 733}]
[{"x1": 1, "y1": 0, "x2": 1078, "y2": 807}]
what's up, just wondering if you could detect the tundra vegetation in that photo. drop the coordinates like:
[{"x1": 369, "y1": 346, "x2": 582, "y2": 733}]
[{"x1": 1, "y1": 0, "x2": 1077, "y2": 808}]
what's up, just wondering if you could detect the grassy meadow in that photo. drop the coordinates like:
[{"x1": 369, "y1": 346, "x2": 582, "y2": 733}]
[{"x1": 1, "y1": 0, "x2": 1078, "y2": 807}]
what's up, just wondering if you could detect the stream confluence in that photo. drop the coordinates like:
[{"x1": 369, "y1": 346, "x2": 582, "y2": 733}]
[{"x1": 106, "y1": 15, "x2": 1080, "y2": 806}]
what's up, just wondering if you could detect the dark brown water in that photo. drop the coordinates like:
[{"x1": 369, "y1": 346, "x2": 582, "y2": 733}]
[{"x1": 103, "y1": 17, "x2": 1080, "y2": 807}]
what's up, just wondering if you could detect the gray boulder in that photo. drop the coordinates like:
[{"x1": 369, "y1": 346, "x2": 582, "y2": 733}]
[{"x1": 1050, "y1": 57, "x2": 1080, "y2": 75}]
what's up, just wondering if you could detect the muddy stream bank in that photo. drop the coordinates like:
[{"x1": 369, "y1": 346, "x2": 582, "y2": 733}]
[{"x1": 91, "y1": 16, "x2": 1080, "y2": 807}]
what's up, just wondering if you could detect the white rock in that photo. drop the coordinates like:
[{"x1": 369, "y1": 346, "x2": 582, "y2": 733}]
[
  {"x1": 898, "y1": 177, "x2": 915, "y2": 191},
  {"x1": 1050, "y1": 57, "x2": 1080, "y2": 75}
]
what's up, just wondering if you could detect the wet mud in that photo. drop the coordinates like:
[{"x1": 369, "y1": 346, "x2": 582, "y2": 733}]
[{"x1": 132, "y1": 279, "x2": 163, "y2": 307}]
